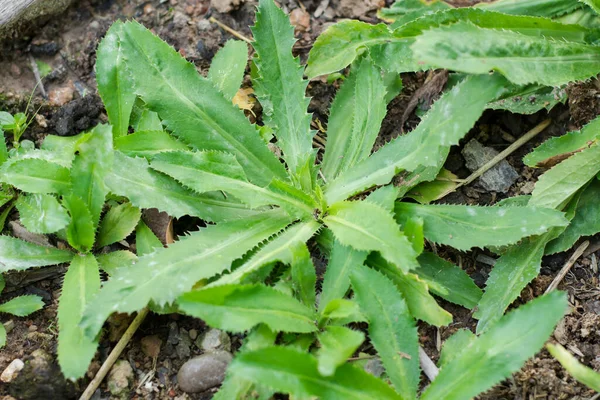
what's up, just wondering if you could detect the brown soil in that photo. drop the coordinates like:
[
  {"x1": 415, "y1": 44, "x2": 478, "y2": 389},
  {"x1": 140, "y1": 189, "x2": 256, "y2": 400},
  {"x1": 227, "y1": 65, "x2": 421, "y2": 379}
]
[{"x1": 1, "y1": 0, "x2": 599, "y2": 399}]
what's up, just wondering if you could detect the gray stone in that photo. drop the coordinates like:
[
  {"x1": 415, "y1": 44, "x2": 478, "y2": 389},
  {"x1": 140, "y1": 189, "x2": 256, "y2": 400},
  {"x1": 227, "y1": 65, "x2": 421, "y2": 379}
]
[
  {"x1": 177, "y1": 351, "x2": 232, "y2": 393},
  {"x1": 197, "y1": 328, "x2": 231, "y2": 353},
  {"x1": 364, "y1": 358, "x2": 385, "y2": 378},
  {"x1": 107, "y1": 360, "x2": 134, "y2": 399},
  {"x1": 0, "y1": 0, "x2": 74, "y2": 39},
  {"x1": 176, "y1": 328, "x2": 192, "y2": 359},
  {"x1": 461, "y1": 139, "x2": 519, "y2": 193}
]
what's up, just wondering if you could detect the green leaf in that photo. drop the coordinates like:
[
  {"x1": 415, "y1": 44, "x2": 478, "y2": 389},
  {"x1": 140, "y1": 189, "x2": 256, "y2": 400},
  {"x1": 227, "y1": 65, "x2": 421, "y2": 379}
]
[
  {"x1": 81, "y1": 209, "x2": 292, "y2": 339},
  {"x1": 530, "y1": 144, "x2": 600, "y2": 209},
  {"x1": 422, "y1": 291, "x2": 567, "y2": 400},
  {"x1": 58, "y1": 254, "x2": 100, "y2": 380},
  {"x1": 321, "y1": 56, "x2": 387, "y2": 180},
  {"x1": 114, "y1": 130, "x2": 189, "y2": 158},
  {"x1": 379, "y1": 0, "x2": 452, "y2": 25},
  {"x1": 325, "y1": 73, "x2": 506, "y2": 203},
  {"x1": 476, "y1": 0, "x2": 582, "y2": 17},
  {"x1": 488, "y1": 85, "x2": 567, "y2": 115},
  {"x1": 365, "y1": 185, "x2": 400, "y2": 212},
  {"x1": 135, "y1": 220, "x2": 164, "y2": 256},
  {"x1": 290, "y1": 243, "x2": 316, "y2": 308},
  {"x1": 474, "y1": 231, "x2": 553, "y2": 333},
  {"x1": 0, "y1": 295, "x2": 44, "y2": 316},
  {"x1": 63, "y1": 195, "x2": 95, "y2": 253},
  {"x1": 0, "y1": 236, "x2": 73, "y2": 272},
  {"x1": 438, "y1": 329, "x2": 475, "y2": 368},
  {"x1": 107, "y1": 151, "x2": 259, "y2": 221},
  {"x1": 0, "y1": 322, "x2": 5, "y2": 348},
  {"x1": 581, "y1": 0, "x2": 600, "y2": 14},
  {"x1": 413, "y1": 21, "x2": 600, "y2": 86},
  {"x1": 547, "y1": 179, "x2": 600, "y2": 254},
  {"x1": 395, "y1": 203, "x2": 568, "y2": 251},
  {"x1": 251, "y1": 0, "x2": 313, "y2": 174},
  {"x1": 40, "y1": 133, "x2": 89, "y2": 166},
  {"x1": 70, "y1": 124, "x2": 113, "y2": 227},
  {"x1": 416, "y1": 252, "x2": 482, "y2": 309},
  {"x1": 369, "y1": 253, "x2": 452, "y2": 326},
  {"x1": 16, "y1": 193, "x2": 70, "y2": 234},
  {"x1": 208, "y1": 40, "x2": 248, "y2": 101},
  {"x1": 403, "y1": 216, "x2": 424, "y2": 254},
  {"x1": 178, "y1": 284, "x2": 316, "y2": 333},
  {"x1": 210, "y1": 220, "x2": 320, "y2": 287},
  {"x1": 229, "y1": 346, "x2": 402, "y2": 400},
  {"x1": 96, "y1": 250, "x2": 137, "y2": 275},
  {"x1": 350, "y1": 265, "x2": 419, "y2": 399},
  {"x1": 524, "y1": 116, "x2": 600, "y2": 167},
  {"x1": 0, "y1": 158, "x2": 70, "y2": 194},
  {"x1": 319, "y1": 240, "x2": 367, "y2": 314},
  {"x1": 0, "y1": 274, "x2": 4, "y2": 293},
  {"x1": 96, "y1": 203, "x2": 141, "y2": 248},
  {"x1": 0, "y1": 131, "x2": 7, "y2": 166},
  {"x1": 325, "y1": 201, "x2": 418, "y2": 273},
  {"x1": 150, "y1": 150, "x2": 316, "y2": 217},
  {"x1": 319, "y1": 298, "x2": 367, "y2": 326},
  {"x1": 96, "y1": 21, "x2": 135, "y2": 138},
  {"x1": 406, "y1": 168, "x2": 458, "y2": 204},
  {"x1": 548, "y1": 343, "x2": 600, "y2": 392},
  {"x1": 317, "y1": 326, "x2": 364, "y2": 376},
  {"x1": 117, "y1": 21, "x2": 286, "y2": 186},
  {"x1": 0, "y1": 190, "x2": 12, "y2": 209}
]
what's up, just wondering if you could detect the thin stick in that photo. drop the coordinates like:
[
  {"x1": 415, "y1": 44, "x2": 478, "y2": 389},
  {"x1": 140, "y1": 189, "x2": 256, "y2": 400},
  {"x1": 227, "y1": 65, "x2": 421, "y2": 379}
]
[
  {"x1": 209, "y1": 17, "x2": 252, "y2": 43},
  {"x1": 79, "y1": 308, "x2": 150, "y2": 400},
  {"x1": 545, "y1": 241, "x2": 589, "y2": 294},
  {"x1": 438, "y1": 119, "x2": 551, "y2": 200},
  {"x1": 28, "y1": 55, "x2": 47, "y2": 98},
  {"x1": 419, "y1": 346, "x2": 439, "y2": 381}
]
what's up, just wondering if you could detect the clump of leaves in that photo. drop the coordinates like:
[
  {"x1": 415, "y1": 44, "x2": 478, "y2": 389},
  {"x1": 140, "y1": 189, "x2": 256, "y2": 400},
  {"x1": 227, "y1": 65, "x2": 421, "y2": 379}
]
[
  {"x1": 0, "y1": 273, "x2": 44, "y2": 348},
  {"x1": 0, "y1": 125, "x2": 149, "y2": 379}
]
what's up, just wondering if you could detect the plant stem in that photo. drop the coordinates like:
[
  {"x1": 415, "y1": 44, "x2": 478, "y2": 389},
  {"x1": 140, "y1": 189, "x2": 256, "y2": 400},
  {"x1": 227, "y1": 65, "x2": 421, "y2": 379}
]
[
  {"x1": 209, "y1": 17, "x2": 252, "y2": 43},
  {"x1": 79, "y1": 308, "x2": 149, "y2": 400}
]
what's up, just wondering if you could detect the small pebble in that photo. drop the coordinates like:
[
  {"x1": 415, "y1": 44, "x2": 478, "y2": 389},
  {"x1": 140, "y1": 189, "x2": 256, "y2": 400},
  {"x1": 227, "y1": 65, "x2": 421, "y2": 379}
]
[
  {"x1": 188, "y1": 329, "x2": 198, "y2": 341},
  {"x1": 107, "y1": 360, "x2": 134, "y2": 398},
  {"x1": 35, "y1": 113, "x2": 48, "y2": 128},
  {"x1": 177, "y1": 351, "x2": 232, "y2": 393},
  {"x1": 141, "y1": 335, "x2": 162, "y2": 359},
  {"x1": 198, "y1": 328, "x2": 231, "y2": 353},
  {"x1": 4, "y1": 320, "x2": 15, "y2": 334},
  {"x1": 10, "y1": 63, "x2": 21, "y2": 77},
  {"x1": 143, "y1": 3, "x2": 154, "y2": 14},
  {"x1": 28, "y1": 325, "x2": 38, "y2": 332},
  {"x1": 196, "y1": 19, "x2": 211, "y2": 31},
  {"x1": 48, "y1": 85, "x2": 74, "y2": 107},
  {"x1": 1, "y1": 359, "x2": 24, "y2": 383},
  {"x1": 289, "y1": 8, "x2": 310, "y2": 32}
]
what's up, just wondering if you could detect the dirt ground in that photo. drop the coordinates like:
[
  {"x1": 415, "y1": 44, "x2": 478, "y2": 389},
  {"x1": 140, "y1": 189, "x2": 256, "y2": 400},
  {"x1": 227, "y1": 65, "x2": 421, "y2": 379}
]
[{"x1": 1, "y1": 0, "x2": 599, "y2": 399}]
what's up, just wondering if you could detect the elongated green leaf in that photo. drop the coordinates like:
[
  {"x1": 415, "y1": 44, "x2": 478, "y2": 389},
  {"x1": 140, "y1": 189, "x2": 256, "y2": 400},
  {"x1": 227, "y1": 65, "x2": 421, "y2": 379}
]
[
  {"x1": 351, "y1": 265, "x2": 419, "y2": 399},
  {"x1": 414, "y1": 22, "x2": 600, "y2": 86},
  {"x1": 530, "y1": 144, "x2": 600, "y2": 209},
  {"x1": 322, "y1": 56, "x2": 387, "y2": 180},
  {"x1": 548, "y1": 343, "x2": 600, "y2": 391},
  {"x1": 379, "y1": 0, "x2": 452, "y2": 25},
  {"x1": 96, "y1": 21, "x2": 135, "y2": 138},
  {"x1": 0, "y1": 131, "x2": 7, "y2": 166},
  {"x1": 395, "y1": 203, "x2": 568, "y2": 251},
  {"x1": 325, "y1": 201, "x2": 418, "y2": 273},
  {"x1": 317, "y1": 326, "x2": 364, "y2": 376},
  {"x1": 96, "y1": 250, "x2": 137, "y2": 275},
  {"x1": 114, "y1": 130, "x2": 189, "y2": 158},
  {"x1": 40, "y1": 133, "x2": 89, "y2": 166},
  {"x1": 208, "y1": 40, "x2": 248, "y2": 101},
  {"x1": 369, "y1": 253, "x2": 452, "y2": 326},
  {"x1": 366, "y1": 185, "x2": 400, "y2": 212},
  {"x1": 319, "y1": 240, "x2": 367, "y2": 314},
  {"x1": 117, "y1": 21, "x2": 286, "y2": 186},
  {"x1": 70, "y1": 124, "x2": 113, "y2": 227},
  {"x1": 416, "y1": 252, "x2": 482, "y2": 309},
  {"x1": 290, "y1": 243, "x2": 316, "y2": 308},
  {"x1": 422, "y1": 291, "x2": 567, "y2": 400},
  {"x1": 547, "y1": 179, "x2": 600, "y2": 254},
  {"x1": 58, "y1": 254, "x2": 100, "y2": 380},
  {"x1": 212, "y1": 220, "x2": 320, "y2": 286},
  {"x1": 403, "y1": 216, "x2": 424, "y2": 254},
  {"x1": 150, "y1": 150, "x2": 316, "y2": 217},
  {"x1": 524, "y1": 116, "x2": 600, "y2": 167},
  {"x1": 135, "y1": 220, "x2": 163, "y2": 256},
  {"x1": 81, "y1": 209, "x2": 292, "y2": 338},
  {"x1": 252, "y1": 0, "x2": 313, "y2": 174},
  {"x1": 0, "y1": 322, "x2": 5, "y2": 347},
  {"x1": 107, "y1": 151, "x2": 258, "y2": 221},
  {"x1": 474, "y1": 231, "x2": 552, "y2": 333},
  {"x1": 0, "y1": 158, "x2": 70, "y2": 194},
  {"x1": 63, "y1": 195, "x2": 95, "y2": 253},
  {"x1": 477, "y1": 0, "x2": 582, "y2": 17},
  {"x1": 325, "y1": 73, "x2": 506, "y2": 203},
  {"x1": 178, "y1": 284, "x2": 316, "y2": 333},
  {"x1": 307, "y1": 8, "x2": 594, "y2": 77},
  {"x1": 438, "y1": 329, "x2": 475, "y2": 368},
  {"x1": 319, "y1": 298, "x2": 367, "y2": 326},
  {"x1": 96, "y1": 203, "x2": 141, "y2": 248},
  {"x1": 581, "y1": 0, "x2": 600, "y2": 14},
  {"x1": 0, "y1": 274, "x2": 4, "y2": 293},
  {"x1": 16, "y1": 194, "x2": 70, "y2": 234},
  {"x1": 229, "y1": 347, "x2": 401, "y2": 400},
  {"x1": 0, "y1": 236, "x2": 73, "y2": 272},
  {"x1": 488, "y1": 85, "x2": 567, "y2": 115},
  {"x1": 0, "y1": 190, "x2": 11, "y2": 209},
  {"x1": 131, "y1": 98, "x2": 163, "y2": 131},
  {"x1": 0, "y1": 295, "x2": 43, "y2": 316}
]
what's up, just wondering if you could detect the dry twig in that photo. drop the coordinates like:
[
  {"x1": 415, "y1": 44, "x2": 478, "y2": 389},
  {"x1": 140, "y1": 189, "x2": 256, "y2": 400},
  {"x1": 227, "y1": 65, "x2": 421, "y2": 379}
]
[{"x1": 545, "y1": 241, "x2": 589, "y2": 294}]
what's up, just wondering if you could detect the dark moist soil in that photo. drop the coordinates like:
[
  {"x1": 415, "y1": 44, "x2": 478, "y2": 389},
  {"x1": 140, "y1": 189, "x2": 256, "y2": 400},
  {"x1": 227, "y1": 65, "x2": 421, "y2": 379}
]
[{"x1": 1, "y1": 0, "x2": 600, "y2": 399}]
